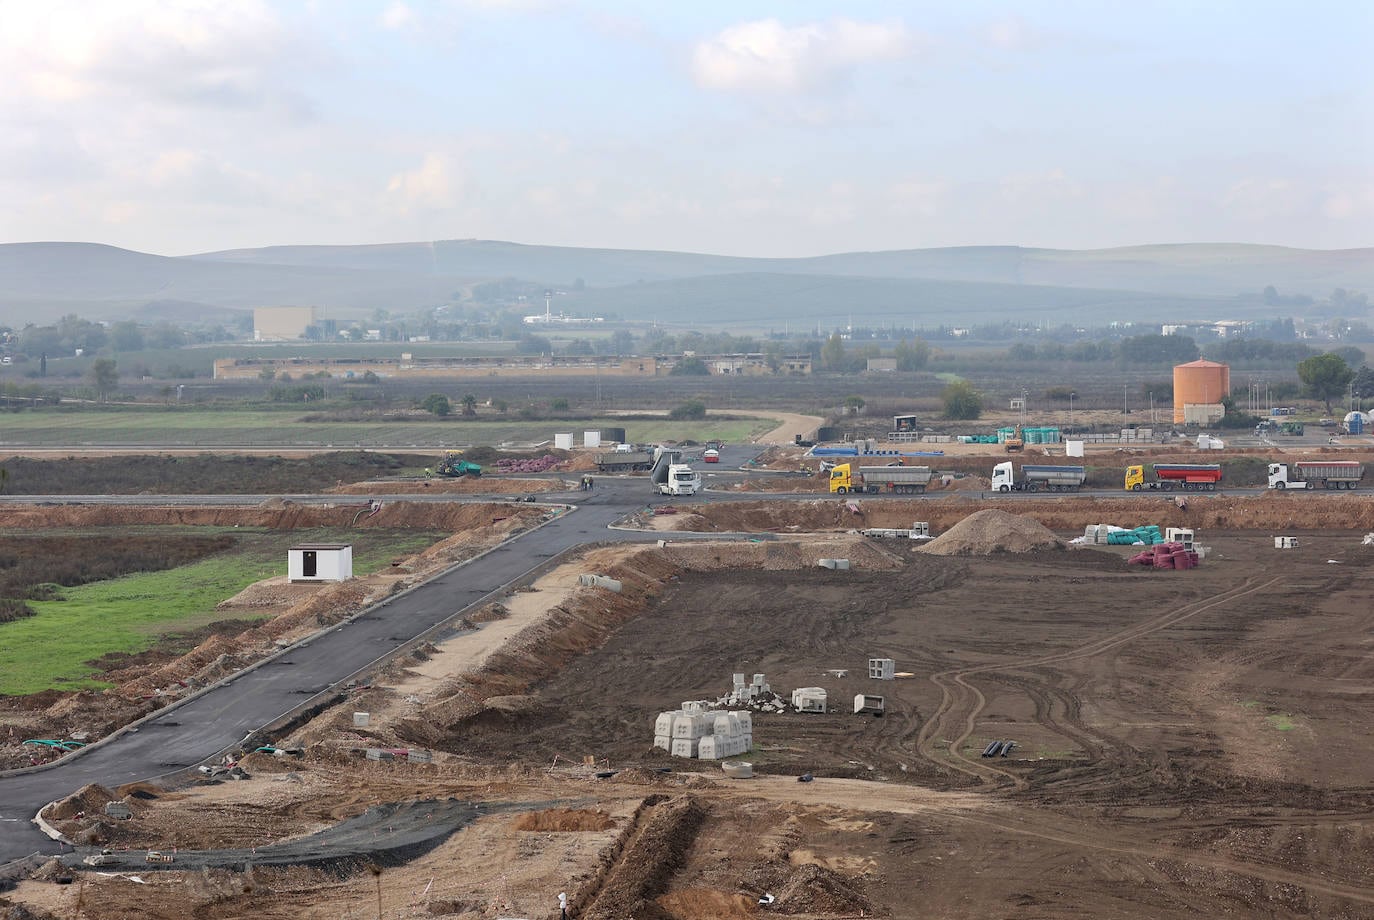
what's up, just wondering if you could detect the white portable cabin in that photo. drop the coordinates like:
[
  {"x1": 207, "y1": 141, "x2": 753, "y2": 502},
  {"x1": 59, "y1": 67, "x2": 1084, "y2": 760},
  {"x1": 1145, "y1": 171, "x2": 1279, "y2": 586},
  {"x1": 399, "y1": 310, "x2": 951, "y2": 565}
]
[{"x1": 288, "y1": 543, "x2": 352, "y2": 583}]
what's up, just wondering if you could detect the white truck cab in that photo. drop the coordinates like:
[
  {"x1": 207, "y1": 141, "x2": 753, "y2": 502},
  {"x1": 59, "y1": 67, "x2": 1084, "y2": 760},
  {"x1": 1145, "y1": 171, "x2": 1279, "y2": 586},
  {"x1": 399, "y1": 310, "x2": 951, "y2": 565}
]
[
  {"x1": 658, "y1": 464, "x2": 701, "y2": 496},
  {"x1": 990, "y1": 461, "x2": 1015, "y2": 492}
]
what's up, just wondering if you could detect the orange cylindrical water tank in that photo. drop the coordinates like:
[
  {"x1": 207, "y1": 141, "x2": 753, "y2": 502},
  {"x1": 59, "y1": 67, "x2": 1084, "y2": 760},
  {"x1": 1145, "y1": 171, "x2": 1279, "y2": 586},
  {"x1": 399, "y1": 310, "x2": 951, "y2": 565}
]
[{"x1": 1173, "y1": 360, "x2": 1230, "y2": 423}]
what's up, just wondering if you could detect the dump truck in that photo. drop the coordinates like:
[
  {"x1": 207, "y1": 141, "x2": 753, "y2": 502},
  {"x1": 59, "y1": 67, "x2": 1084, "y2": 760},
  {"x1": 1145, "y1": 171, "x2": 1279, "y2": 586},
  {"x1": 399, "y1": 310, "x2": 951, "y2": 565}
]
[
  {"x1": 1268, "y1": 461, "x2": 1364, "y2": 490},
  {"x1": 991, "y1": 462, "x2": 1085, "y2": 493},
  {"x1": 827, "y1": 463, "x2": 934, "y2": 494},
  {"x1": 435, "y1": 452, "x2": 482, "y2": 477},
  {"x1": 595, "y1": 450, "x2": 653, "y2": 473},
  {"x1": 1125, "y1": 463, "x2": 1222, "y2": 491},
  {"x1": 656, "y1": 464, "x2": 701, "y2": 496}
]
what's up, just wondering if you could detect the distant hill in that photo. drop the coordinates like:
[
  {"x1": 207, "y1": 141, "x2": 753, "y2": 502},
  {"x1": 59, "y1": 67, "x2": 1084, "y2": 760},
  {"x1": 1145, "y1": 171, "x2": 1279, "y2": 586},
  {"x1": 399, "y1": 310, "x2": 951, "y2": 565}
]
[
  {"x1": 555, "y1": 272, "x2": 1230, "y2": 329},
  {"x1": 1, "y1": 239, "x2": 1370, "y2": 328},
  {"x1": 193, "y1": 240, "x2": 1374, "y2": 298},
  {"x1": 0, "y1": 242, "x2": 460, "y2": 324}
]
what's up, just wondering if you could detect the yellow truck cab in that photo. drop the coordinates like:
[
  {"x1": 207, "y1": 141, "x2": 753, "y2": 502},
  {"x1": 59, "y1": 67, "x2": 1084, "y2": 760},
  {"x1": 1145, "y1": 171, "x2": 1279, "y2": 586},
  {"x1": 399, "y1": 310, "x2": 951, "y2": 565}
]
[
  {"x1": 829, "y1": 463, "x2": 856, "y2": 493},
  {"x1": 1123, "y1": 465, "x2": 1147, "y2": 491}
]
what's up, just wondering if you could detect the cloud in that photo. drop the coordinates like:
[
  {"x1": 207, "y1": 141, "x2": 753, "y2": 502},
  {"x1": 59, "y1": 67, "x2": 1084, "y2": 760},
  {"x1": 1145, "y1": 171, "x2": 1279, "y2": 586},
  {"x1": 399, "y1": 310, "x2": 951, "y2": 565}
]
[
  {"x1": 0, "y1": 1, "x2": 308, "y2": 114},
  {"x1": 982, "y1": 15, "x2": 1045, "y2": 52},
  {"x1": 386, "y1": 154, "x2": 463, "y2": 212},
  {"x1": 379, "y1": 1, "x2": 415, "y2": 30},
  {"x1": 691, "y1": 18, "x2": 913, "y2": 93}
]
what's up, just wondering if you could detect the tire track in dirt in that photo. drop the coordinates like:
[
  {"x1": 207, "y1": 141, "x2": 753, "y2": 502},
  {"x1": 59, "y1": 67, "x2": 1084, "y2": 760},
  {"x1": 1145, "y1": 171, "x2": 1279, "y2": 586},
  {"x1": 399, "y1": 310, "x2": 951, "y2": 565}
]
[
  {"x1": 916, "y1": 575, "x2": 1283, "y2": 788},
  {"x1": 727, "y1": 776, "x2": 1374, "y2": 906}
]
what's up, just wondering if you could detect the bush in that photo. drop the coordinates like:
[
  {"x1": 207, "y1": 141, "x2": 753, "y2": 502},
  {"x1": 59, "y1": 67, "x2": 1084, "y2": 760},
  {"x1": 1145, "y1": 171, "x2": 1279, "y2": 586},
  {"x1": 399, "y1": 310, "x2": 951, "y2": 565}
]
[
  {"x1": 668, "y1": 400, "x2": 707, "y2": 420},
  {"x1": 941, "y1": 381, "x2": 983, "y2": 420},
  {"x1": 421, "y1": 393, "x2": 451, "y2": 417}
]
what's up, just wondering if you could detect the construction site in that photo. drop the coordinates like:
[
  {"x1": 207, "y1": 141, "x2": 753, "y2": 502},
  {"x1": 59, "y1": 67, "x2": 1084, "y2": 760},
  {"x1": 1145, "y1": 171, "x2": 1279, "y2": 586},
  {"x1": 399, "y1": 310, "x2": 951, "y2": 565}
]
[{"x1": 4, "y1": 445, "x2": 1374, "y2": 919}]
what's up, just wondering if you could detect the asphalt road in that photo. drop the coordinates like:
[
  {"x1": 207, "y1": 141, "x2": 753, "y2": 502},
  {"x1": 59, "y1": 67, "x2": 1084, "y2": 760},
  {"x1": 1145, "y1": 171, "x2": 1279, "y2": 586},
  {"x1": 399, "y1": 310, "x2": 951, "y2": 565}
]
[{"x1": 0, "y1": 448, "x2": 753, "y2": 865}]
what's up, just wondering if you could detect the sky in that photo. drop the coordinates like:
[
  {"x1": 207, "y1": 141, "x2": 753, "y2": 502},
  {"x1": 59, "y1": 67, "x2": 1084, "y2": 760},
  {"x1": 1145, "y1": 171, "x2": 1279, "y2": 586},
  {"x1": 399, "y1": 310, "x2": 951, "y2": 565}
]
[{"x1": 1, "y1": 0, "x2": 1371, "y2": 257}]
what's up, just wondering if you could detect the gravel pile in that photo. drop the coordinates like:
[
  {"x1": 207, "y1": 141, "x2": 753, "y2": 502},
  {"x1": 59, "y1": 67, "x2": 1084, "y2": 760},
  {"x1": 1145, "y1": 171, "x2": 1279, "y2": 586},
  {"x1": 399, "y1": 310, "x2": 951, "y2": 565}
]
[{"x1": 918, "y1": 509, "x2": 1064, "y2": 556}]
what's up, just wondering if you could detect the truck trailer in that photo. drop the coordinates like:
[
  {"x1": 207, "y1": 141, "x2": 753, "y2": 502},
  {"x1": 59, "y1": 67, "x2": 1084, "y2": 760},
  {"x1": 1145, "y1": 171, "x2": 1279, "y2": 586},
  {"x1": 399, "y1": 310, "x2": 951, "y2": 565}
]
[
  {"x1": 1268, "y1": 461, "x2": 1364, "y2": 490},
  {"x1": 828, "y1": 463, "x2": 934, "y2": 494},
  {"x1": 1125, "y1": 463, "x2": 1222, "y2": 492},
  {"x1": 991, "y1": 462, "x2": 1085, "y2": 493},
  {"x1": 595, "y1": 451, "x2": 653, "y2": 473}
]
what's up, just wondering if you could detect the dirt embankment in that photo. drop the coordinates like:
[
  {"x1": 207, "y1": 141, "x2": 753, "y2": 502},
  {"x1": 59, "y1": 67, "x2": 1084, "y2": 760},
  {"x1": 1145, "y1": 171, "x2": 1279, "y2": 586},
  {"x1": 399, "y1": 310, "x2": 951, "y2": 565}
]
[
  {"x1": 331, "y1": 477, "x2": 567, "y2": 495},
  {"x1": 664, "y1": 494, "x2": 1374, "y2": 534},
  {"x1": 0, "y1": 500, "x2": 551, "y2": 531}
]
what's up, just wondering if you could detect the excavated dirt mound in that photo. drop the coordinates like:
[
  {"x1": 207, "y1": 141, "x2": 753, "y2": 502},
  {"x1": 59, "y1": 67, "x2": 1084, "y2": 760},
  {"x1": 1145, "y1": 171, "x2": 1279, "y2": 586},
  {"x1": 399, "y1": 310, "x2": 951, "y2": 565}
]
[
  {"x1": 46, "y1": 783, "x2": 117, "y2": 821},
  {"x1": 773, "y1": 863, "x2": 877, "y2": 915},
  {"x1": 660, "y1": 536, "x2": 904, "y2": 572},
  {"x1": 0, "y1": 501, "x2": 549, "y2": 531},
  {"x1": 332, "y1": 477, "x2": 565, "y2": 495},
  {"x1": 918, "y1": 509, "x2": 1065, "y2": 555}
]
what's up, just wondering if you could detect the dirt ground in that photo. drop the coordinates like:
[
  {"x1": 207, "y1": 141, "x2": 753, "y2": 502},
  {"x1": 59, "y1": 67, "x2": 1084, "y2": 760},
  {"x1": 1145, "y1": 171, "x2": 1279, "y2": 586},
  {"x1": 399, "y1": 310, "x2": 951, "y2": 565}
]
[{"x1": 10, "y1": 507, "x2": 1374, "y2": 918}]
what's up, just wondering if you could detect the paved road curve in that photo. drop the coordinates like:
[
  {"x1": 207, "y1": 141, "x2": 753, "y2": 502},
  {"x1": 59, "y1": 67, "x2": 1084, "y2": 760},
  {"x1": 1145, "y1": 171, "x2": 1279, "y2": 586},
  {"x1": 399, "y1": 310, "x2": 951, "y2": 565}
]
[{"x1": 0, "y1": 448, "x2": 760, "y2": 864}]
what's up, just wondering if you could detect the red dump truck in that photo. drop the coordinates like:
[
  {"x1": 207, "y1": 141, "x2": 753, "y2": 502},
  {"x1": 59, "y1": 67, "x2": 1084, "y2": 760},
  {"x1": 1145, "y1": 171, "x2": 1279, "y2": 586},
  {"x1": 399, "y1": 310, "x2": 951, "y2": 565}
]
[{"x1": 1124, "y1": 463, "x2": 1222, "y2": 492}]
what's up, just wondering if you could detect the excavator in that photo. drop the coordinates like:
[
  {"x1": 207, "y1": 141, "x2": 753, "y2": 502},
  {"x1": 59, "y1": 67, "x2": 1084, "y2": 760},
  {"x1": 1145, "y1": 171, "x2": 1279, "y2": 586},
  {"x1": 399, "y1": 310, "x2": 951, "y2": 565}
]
[
  {"x1": 1004, "y1": 425, "x2": 1024, "y2": 453},
  {"x1": 435, "y1": 451, "x2": 482, "y2": 477}
]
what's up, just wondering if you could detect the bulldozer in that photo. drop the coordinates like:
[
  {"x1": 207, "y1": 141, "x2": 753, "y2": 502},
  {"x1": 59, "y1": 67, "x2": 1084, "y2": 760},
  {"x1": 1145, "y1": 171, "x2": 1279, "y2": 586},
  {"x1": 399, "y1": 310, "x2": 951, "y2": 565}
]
[{"x1": 435, "y1": 451, "x2": 482, "y2": 478}]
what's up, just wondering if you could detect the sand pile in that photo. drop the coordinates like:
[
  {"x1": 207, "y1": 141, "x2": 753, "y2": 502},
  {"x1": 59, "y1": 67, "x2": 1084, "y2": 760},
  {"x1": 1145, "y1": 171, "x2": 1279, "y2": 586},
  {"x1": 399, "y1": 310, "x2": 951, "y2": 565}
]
[{"x1": 918, "y1": 509, "x2": 1064, "y2": 556}]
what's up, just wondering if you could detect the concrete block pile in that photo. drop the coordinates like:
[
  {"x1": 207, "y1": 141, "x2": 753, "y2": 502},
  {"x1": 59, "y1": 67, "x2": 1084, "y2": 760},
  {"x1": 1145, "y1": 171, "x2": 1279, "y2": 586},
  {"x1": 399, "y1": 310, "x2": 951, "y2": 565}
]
[{"x1": 653, "y1": 701, "x2": 754, "y2": 760}]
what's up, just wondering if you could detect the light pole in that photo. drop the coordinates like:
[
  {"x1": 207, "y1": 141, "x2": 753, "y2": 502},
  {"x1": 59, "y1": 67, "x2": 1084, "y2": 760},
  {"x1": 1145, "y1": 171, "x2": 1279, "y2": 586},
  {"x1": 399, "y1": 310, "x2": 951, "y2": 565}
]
[{"x1": 1069, "y1": 391, "x2": 1075, "y2": 429}]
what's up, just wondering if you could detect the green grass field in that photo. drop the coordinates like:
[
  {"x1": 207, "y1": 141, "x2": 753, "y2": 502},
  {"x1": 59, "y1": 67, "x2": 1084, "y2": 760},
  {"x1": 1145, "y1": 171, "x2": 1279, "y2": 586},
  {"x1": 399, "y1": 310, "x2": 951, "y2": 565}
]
[
  {"x1": 0, "y1": 528, "x2": 443, "y2": 695},
  {"x1": 0, "y1": 409, "x2": 775, "y2": 448}
]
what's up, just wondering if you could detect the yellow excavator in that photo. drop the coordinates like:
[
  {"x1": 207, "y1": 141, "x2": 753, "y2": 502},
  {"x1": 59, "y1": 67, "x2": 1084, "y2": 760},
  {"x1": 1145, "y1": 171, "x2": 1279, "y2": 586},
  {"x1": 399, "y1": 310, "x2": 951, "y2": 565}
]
[{"x1": 1004, "y1": 425, "x2": 1024, "y2": 453}]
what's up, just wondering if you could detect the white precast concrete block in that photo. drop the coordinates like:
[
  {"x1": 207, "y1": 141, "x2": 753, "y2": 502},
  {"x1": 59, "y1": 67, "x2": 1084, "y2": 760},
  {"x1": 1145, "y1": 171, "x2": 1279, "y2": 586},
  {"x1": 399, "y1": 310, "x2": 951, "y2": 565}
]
[
  {"x1": 753, "y1": 673, "x2": 766, "y2": 687},
  {"x1": 735, "y1": 712, "x2": 752, "y2": 735},
  {"x1": 818, "y1": 558, "x2": 837, "y2": 569},
  {"x1": 671, "y1": 714, "x2": 704, "y2": 739},
  {"x1": 353, "y1": 711, "x2": 370, "y2": 727},
  {"x1": 682, "y1": 700, "x2": 709, "y2": 715},
  {"x1": 868, "y1": 658, "x2": 895, "y2": 680},
  {"x1": 653, "y1": 735, "x2": 671, "y2": 752},
  {"x1": 697, "y1": 736, "x2": 720, "y2": 760},
  {"x1": 792, "y1": 687, "x2": 828, "y2": 712},
  {"x1": 654, "y1": 712, "x2": 678, "y2": 736},
  {"x1": 742, "y1": 733, "x2": 752, "y2": 749},
  {"x1": 671, "y1": 738, "x2": 697, "y2": 758}
]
